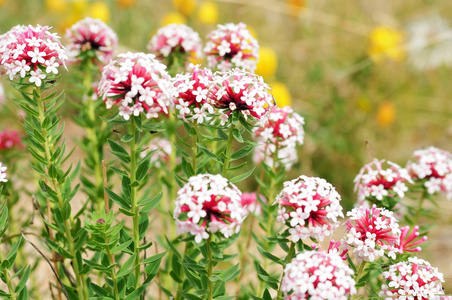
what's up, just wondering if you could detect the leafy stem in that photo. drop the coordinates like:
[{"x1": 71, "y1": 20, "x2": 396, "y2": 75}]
[
  {"x1": 206, "y1": 237, "x2": 213, "y2": 300},
  {"x1": 192, "y1": 122, "x2": 199, "y2": 174},
  {"x1": 0, "y1": 249, "x2": 16, "y2": 300},
  {"x1": 276, "y1": 242, "x2": 296, "y2": 299},
  {"x1": 222, "y1": 124, "x2": 235, "y2": 177},
  {"x1": 414, "y1": 189, "x2": 428, "y2": 225},
  {"x1": 103, "y1": 233, "x2": 120, "y2": 300}
]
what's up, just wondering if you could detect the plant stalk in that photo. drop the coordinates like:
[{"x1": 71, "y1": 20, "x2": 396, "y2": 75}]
[
  {"x1": 104, "y1": 235, "x2": 120, "y2": 300},
  {"x1": 206, "y1": 237, "x2": 213, "y2": 300},
  {"x1": 0, "y1": 250, "x2": 17, "y2": 300},
  {"x1": 276, "y1": 242, "x2": 296, "y2": 299},
  {"x1": 222, "y1": 124, "x2": 234, "y2": 177}
]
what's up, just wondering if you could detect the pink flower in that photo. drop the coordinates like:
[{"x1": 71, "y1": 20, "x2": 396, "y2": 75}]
[
  {"x1": 281, "y1": 251, "x2": 356, "y2": 299},
  {"x1": 354, "y1": 159, "x2": 412, "y2": 208},
  {"x1": 208, "y1": 69, "x2": 274, "y2": 125},
  {"x1": 0, "y1": 25, "x2": 67, "y2": 86},
  {"x1": 276, "y1": 176, "x2": 344, "y2": 242},
  {"x1": 343, "y1": 205, "x2": 401, "y2": 262},
  {"x1": 380, "y1": 257, "x2": 445, "y2": 300},
  {"x1": 98, "y1": 52, "x2": 174, "y2": 121},
  {"x1": 173, "y1": 64, "x2": 214, "y2": 124},
  {"x1": 396, "y1": 225, "x2": 427, "y2": 254},
  {"x1": 204, "y1": 23, "x2": 259, "y2": 72},
  {"x1": 65, "y1": 17, "x2": 118, "y2": 65},
  {"x1": 0, "y1": 162, "x2": 7, "y2": 183},
  {"x1": 407, "y1": 146, "x2": 452, "y2": 200},
  {"x1": 0, "y1": 130, "x2": 24, "y2": 151},
  {"x1": 173, "y1": 174, "x2": 247, "y2": 243},
  {"x1": 148, "y1": 24, "x2": 202, "y2": 68},
  {"x1": 240, "y1": 192, "x2": 265, "y2": 216},
  {"x1": 140, "y1": 137, "x2": 173, "y2": 168}
]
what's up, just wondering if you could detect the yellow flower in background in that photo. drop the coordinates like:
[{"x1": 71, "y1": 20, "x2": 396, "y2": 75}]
[
  {"x1": 117, "y1": 0, "x2": 137, "y2": 8},
  {"x1": 255, "y1": 47, "x2": 278, "y2": 80},
  {"x1": 45, "y1": 0, "x2": 67, "y2": 13},
  {"x1": 271, "y1": 82, "x2": 292, "y2": 107},
  {"x1": 287, "y1": 0, "x2": 306, "y2": 15},
  {"x1": 376, "y1": 101, "x2": 396, "y2": 127},
  {"x1": 161, "y1": 12, "x2": 187, "y2": 26},
  {"x1": 87, "y1": 2, "x2": 110, "y2": 23},
  {"x1": 173, "y1": 0, "x2": 197, "y2": 17},
  {"x1": 368, "y1": 26, "x2": 406, "y2": 62},
  {"x1": 198, "y1": 1, "x2": 218, "y2": 25},
  {"x1": 73, "y1": 0, "x2": 88, "y2": 14}
]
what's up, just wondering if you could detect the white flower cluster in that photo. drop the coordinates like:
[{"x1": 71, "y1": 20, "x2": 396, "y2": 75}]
[
  {"x1": 343, "y1": 205, "x2": 401, "y2": 262},
  {"x1": 98, "y1": 52, "x2": 174, "y2": 120},
  {"x1": 209, "y1": 68, "x2": 274, "y2": 125},
  {"x1": 407, "y1": 146, "x2": 452, "y2": 200},
  {"x1": 173, "y1": 174, "x2": 247, "y2": 243},
  {"x1": 173, "y1": 64, "x2": 214, "y2": 124},
  {"x1": 276, "y1": 175, "x2": 343, "y2": 242},
  {"x1": 65, "y1": 17, "x2": 118, "y2": 65},
  {"x1": 281, "y1": 251, "x2": 356, "y2": 299},
  {"x1": 148, "y1": 24, "x2": 202, "y2": 59},
  {"x1": 0, "y1": 162, "x2": 7, "y2": 183},
  {"x1": 380, "y1": 257, "x2": 445, "y2": 300},
  {"x1": 354, "y1": 159, "x2": 412, "y2": 203},
  {"x1": 204, "y1": 22, "x2": 259, "y2": 72},
  {"x1": 1, "y1": 25, "x2": 67, "y2": 86},
  {"x1": 140, "y1": 137, "x2": 172, "y2": 168}
]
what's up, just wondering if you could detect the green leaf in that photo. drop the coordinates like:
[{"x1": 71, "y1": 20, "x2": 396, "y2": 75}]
[
  {"x1": 116, "y1": 254, "x2": 137, "y2": 278},
  {"x1": 197, "y1": 143, "x2": 222, "y2": 163},
  {"x1": 257, "y1": 247, "x2": 283, "y2": 265},
  {"x1": 136, "y1": 158, "x2": 150, "y2": 183},
  {"x1": 178, "y1": 291, "x2": 202, "y2": 300},
  {"x1": 231, "y1": 145, "x2": 253, "y2": 160},
  {"x1": 108, "y1": 139, "x2": 130, "y2": 163},
  {"x1": 143, "y1": 251, "x2": 167, "y2": 265},
  {"x1": 229, "y1": 167, "x2": 255, "y2": 183},
  {"x1": 124, "y1": 285, "x2": 147, "y2": 300},
  {"x1": 232, "y1": 128, "x2": 244, "y2": 143},
  {"x1": 139, "y1": 193, "x2": 162, "y2": 214},
  {"x1": 14, "y1": 266, "x2": 30, "y2": 294},
  {"x1": 105, "y1": 188, "x2": 130, "y2": 210}
]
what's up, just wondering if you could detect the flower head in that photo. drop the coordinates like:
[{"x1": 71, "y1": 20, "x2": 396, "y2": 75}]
[
  {"x1": 0, "y1": 130, "x2": 24, "y2": 151},
  {"x1": 254, "y1": 106, "x2": 305, "y2": 148},
  {"x1": 173, "y1": 174, "x2": 247, "y2": 243},
  {"x1": 354, "y1": 159, "x2": 412, "y2": 208},
  {"x1": 407, "y1": 146, "x2": 452, "y2": 200},
  {"x1": 208, "y1": 68, "x2": 274, "y2": 125},
  {"x1": 0, "y1": 162, "x2": 7, "y2": 183},
  {"x1": 65, "y1": 17, "x2": 118, "y2": 65},
  {"x1": 276, "y1": 175, "x2": 343, "y2": 243},
  {"x1": 0, "y1": 25, "x2": 67, "y2": 86},
  {"x1": 140, "y1": 137, "x2": 173, "y2": 168},
  {"x1": 368, "y1": 26, "x2": 405, "y2": 62},
  {"x1": 98, "y1": 52, "x2": 174, "y2": 121},
  {"x1": 148, "y1": 24, "x2": 202, "y2": 68},
  {"x1": 173, "y1": 64, "x2": 214, "y2": 124},
  {"x1": 281, "y1": 251, "x2": 356, "y2": 299},
  {"x1": 380, "y1": 257, "x2": 445, "y2": 300},
  {"x1": 396, "y1": 225, "x2": 427, "y2": 254},
  {"x1": 204, "y1": 22, "x2": 259, "y2": 72},
  {"x1": 343, "y1": 205, "x2": 401, "y2": 262},
  {"x1": 240, "y1": 192, "x2": 265, "y2": 216}
]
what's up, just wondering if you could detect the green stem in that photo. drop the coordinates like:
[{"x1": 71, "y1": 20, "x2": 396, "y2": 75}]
[
  {"x1": 35, "y1": 87, "x2": 87, "y2": 300},
  {"x1": 174, "y1": 241, "x2": 190, "y2": 300},
  {"x1": 222, "y1": 124, "x2": 234, "y2": 177},
  {"x1": 129, "y1": 118, "x2": 141, "y2": 288},
  {"x1": 276, "y1": 242, "x2": 296, "y2": 299},
  {"x1": 192, "y1": 122, "x2": 198, "y2": 174},
  {"x1": 353, "y1": 261, "x2": 367, "y2": 299},
  {"x1": 104, "y1": 235, "x2": 120, "y2": 300},
  {"x1": 206, "y1": 237, "x2": 213, "y2": 300},
  {"x1": 0, "y1": 250, "x2": 16, "y2": 300},
  {"x1": 414, "y1": 189, "x2": 427, "y2": 224}
]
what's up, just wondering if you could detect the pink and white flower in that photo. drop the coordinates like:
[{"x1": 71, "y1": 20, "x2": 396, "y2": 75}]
[
  {"x1": 354, "y1": 159, "x2": 412, "y2": 206},
  {"x1": 281, "y1": 251, "x2": 356, "y2": 299},
  {"x1": 208, "y1": 69, "x2": 274, "y2": 125},
  {"x1": 407, "y1": 146, "x2": 452, "y2": 199},
  {"x1": 65, "y1": 17, "x2": 118, "y2": 65},
  {"x1": 0, "y1": 25, "x2": 67, "y2": 86},
  {"x1": 240, "y1": 192, "x2": 265, "y2": 216},
  {"x1": 140, "y1": 137, "x2": 173, "y2": 168},
  {"x1": 148, "y1": 24, "x2": 202, "y2": 67},
  {"x1": 0, "y1": 130, "x2": 24, "y2": 151},
  {"x1": 343, "y1": 205, "x2": 401, "y2": 262},
  {"x1": 396, "y1": 225, "x2": 427, "y2": 254},
  {"x1": 98, "y1": 52, "x2": 174, "y2": 121},
  {"x1": 380, "y1": 257, "x2": 445, "y2": 300},
  {"x1": 173, "y1": 174, "x2": 247, "y2": 243},
  {"x1": 276, "y1": 176, "x2": 344, "y2": 242},
  {"x1": 173, "y1": 64, "x2": 214, "y2": 124},
  {"x1": 204, "y1": 23, "x2": 259, "y2": 72},
  {"x1": 0, "y1": 162, "x2": 7, "y2": 183}
]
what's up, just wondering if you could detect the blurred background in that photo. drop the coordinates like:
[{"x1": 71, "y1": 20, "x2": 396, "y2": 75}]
[{"x1": 0, "y1": 0, "x2": 451, "y2": 294}]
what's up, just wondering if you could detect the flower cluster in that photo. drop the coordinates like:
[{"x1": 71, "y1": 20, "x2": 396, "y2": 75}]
[
  {"x1": 140, "y1": 137, "x2": 172, "y2": 168},
  {"x1": 0, "y1": 162, "x2": 7, "y2": 183},
  {"x1": 281, "y1": 251, "x2": 356, "y2": 299},
  {"x1": 407, "y1": 146, "x2": 452, "y2": 200},
  {"x1": 98, "y1": 52, "x2": 174, "y2": 120},
  {"x1": 253, "y1": 143, "x2": 298, "y2": 170},
  {"x1": 204, "y1": 22, "x2": 259, "y2": 71},
  {"x1": 276, "y1": 176, "x2": 344, "y2": 242},
  {"x1": 148, "y1": 24, "x2": 202, "y2": 66},
  {"x1": 380, "y1": 257, "x2": 445, "y2": 299},
  {"x1": 173, "y1": 174, "x2": 247, "y2": 243},
  {"x1": 240, "y1": 192, "x2": 265, "y2": 216},
  {"x1": 173, "y1": 64, "x2": 214, "y2": 124},
  {"x1": 254, "y1": 106, "x2": 305, "y2": 148},
  {"x1": 354, "y1": 159, "x2": 412, "y2": 207},
  {"x1": 343, "y1": 205, "x2": 400, "y2": 262},
  {"x1": 208, "y1": 69, "x2": 274, "y2": 125},
  {"x1": 65, "y1": 17, "x2": 118, "y2": 65},
  {"x1": 396, "y1": 225, "x2": 427, "y2": 254},
  {"x1": 0, "y1": 130, "x2": 23, "y2": 150},
  {"x1": 0, "y1": 25, "x2": 67, "y2": 86}
]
